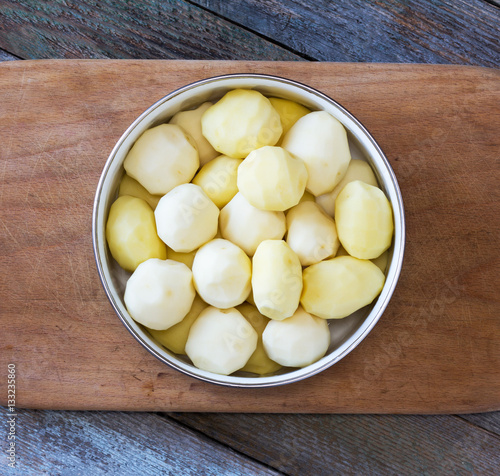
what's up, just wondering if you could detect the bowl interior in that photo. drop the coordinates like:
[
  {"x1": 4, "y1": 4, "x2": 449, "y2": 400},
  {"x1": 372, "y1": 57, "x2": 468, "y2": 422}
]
[{"x1": 93, "y1": 74, "x2": 405, "y2": 387}]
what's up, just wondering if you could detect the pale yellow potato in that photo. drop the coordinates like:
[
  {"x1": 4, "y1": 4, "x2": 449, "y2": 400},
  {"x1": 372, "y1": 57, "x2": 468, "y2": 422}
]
[
  {"x1": 154, "y1": 183, "x2": 219, "y2": 253},
  {"x1": 286, "y1": 201, "x2": 340, "y2": 266},
  {"x1": 192, "y1": 239, "x2": 252, "y2": 309},
  {"x1": 316, "y1": 159, "x2": 378, "y2": 217},
  {"x1": 282, "y1": 111, "x2": 351, "y2": 196},
  {"x1": 237, "y1": 146, "x2": 308, "y2": 211},
  {"x1": 167, "y1": 247, "x2": 196, "y2": 269},
  {"x1": 262, "y1": 306, "x2": 330, "y2": 368},
  {"x1": 148, "y1": 295, "x2": 208, "y2": 355},
  {"x1": 192, "y1": 155, "x2": 243, "y2": 208},
  {"x1": 123, "y1": 124, "x2": 199, "y2": 195},
  {"x1": 237, "y1": 302, "x2": 282, "y2": 375},
  {"x1": 219, "y1": 193, "x2": 286, "y2": 256},
  {"x1": 335, "y1": 180, "x2": 394, "y2": 259},
  {"x1": 268, "y1": 97, "x2": 310, "y2": 145},
  {"x1": 169, "y1": 102, "x2": 219, "y2": 166},
  {"x1": 301, "y1": 256, "x2": 385, "y2": 319},
  {"x1": 118, "y1": 173, "x2": 162, "y2": 210},
  {"x1": 106, "y1": 196, "x2": 166, "y2": 272},
  {"x1": 185, "y1": 306, "x2": 258, "y2": 375},
  {"x1": 201, "y1": 89, "x2": 282, "y2": 159},
  {"x1": 252, "y1": 240, "x2": 302, "y2": 320},
  {"x1": 124, "y1": 259, "x2": 195, "y2": 330}
]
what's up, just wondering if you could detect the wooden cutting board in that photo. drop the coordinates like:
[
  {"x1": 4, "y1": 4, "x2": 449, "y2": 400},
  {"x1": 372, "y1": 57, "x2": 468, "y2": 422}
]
[{"x1": 0, "y1": 60, "x2": 498, "y2": 413}]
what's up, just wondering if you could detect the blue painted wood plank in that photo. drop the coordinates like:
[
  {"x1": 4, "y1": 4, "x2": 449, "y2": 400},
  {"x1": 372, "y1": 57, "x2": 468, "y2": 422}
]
[
  {"x1": 167, "y1": 412, "x2": 500, "y2": 475},
  {"x1": 6, "y1": 409, "x2": 281, "y2": 475},
  {"x1": 192, "y1": 0, "x2": 500, "y2": 66},
  {"x1": 0, "y1": 0, "x2": 301, "y2": 60}
]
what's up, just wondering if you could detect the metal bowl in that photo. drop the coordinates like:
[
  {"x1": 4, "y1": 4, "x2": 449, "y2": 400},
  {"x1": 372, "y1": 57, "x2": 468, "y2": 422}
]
[{"x1": 92, "y1": 74, "x2": 405, "y2": 387}]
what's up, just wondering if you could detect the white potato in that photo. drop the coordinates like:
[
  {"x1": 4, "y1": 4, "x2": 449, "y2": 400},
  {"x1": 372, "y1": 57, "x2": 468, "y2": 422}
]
[
  {"x1": 123, "y1": 124, "x2": 199, "y2": 195},
  {"x1": 335, "y1": 180, "x2": 394, "y2": 259},
  {"x1": 155, "y1": 183, "x2": 219, "y2": 253},
  {"x1": 237, "y1": 303, "x2": 282, "y2": 375},
  {"x1": 201, "y1": 89, "x2": 282, "y2": 159},
  {"x1": 262, "y1": 306, "x2": 330, "y2": 367},
  {"x1": 286, "y1": 201, "x2": 340, "y2": 266},
  {"x1": 148, "y1": 295, "x2": 208, "y2": 355},
  {"x1": 185, "y1": 307, "x2": 258, "y2": 375},
  {"x1": 192, "y1": 239, "x2": 252, "y2": 309},
  {"x1": 124, "y1": 259, "x2": 195, "y2": 330},
  {"x1": 282, "y1": 111, "x2": 351, "y2": 196},
  {"x1": 316, "y1": 159, "x2": 379, "y2": 217},
  {"x1": 192, "y1": 155, "x2": 242, "y2": 208},
  {"x1": 252, "y1": 240, "x2": 302, "y2": 320},
  {"x1": 301, "y1": 256, "x2": 385, "y2": 319},
  {"x1": 106, "y1": 195, "x2": 166, "y2": 272},
  {"x1": 219, "y1": 193, "x2": 286, "y2": 256},
  {"x1": 169, "y1": 102, "x2": 219, "y2": 166},
  {"x1": 237, "y1": 146, "x2": 308, "y2": 211}
]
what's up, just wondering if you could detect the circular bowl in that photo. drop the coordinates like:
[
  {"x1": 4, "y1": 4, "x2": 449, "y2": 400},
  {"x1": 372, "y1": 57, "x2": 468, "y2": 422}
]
[{"x1": 92, "y1": 74, "x2": 405, "y2": 388}]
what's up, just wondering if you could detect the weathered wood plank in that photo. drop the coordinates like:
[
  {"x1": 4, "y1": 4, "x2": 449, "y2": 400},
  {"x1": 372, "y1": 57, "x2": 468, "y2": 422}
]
[
  {"x1": 9, "y1": 409, "x2": 281, "y2": 475},
  {"x1": 0, "y1": 47, "x2": 20, "y2": 61},
  {"x1": 460, "y1": 412, "x2": 500, "y2": 436},
  {"x1": 0, "y1": 0, "x2": 300, "y2": 60},
  {"x1": 193, "y1": 0, "x2": 500, "y2": 66},
  {"x1": 166, "y1": 412, "x2": 500, "y2": 475}
]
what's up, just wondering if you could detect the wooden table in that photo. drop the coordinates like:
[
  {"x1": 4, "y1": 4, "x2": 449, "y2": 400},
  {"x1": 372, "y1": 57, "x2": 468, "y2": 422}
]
[{"x1": 1, "y1": 1, "x2": 499, "y2": 474}]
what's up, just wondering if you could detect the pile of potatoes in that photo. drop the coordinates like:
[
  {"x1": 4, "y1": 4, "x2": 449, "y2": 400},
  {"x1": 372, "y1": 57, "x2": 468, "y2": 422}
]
[{"x1": 106, "y1": 89, "x2": 394, "y2": 376}]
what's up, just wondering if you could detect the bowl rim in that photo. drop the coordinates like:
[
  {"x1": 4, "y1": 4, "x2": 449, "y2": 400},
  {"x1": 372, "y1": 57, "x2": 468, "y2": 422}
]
[{"x1": 92, "y1": 73, "x2": 406, "y2": 388}]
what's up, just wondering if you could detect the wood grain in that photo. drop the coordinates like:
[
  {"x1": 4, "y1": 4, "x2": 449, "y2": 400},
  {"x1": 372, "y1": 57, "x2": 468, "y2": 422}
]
[
  {"x1": 11, "y1": 409, "x2": 281, "y2": 475},
  {"x1": 0, "y1": 0, "x2": 300, "y2": 60},
  {"x1": 193, "y1": 0, "x2": 500, "y2": 66},
  {"x1": 0, "y1": 60, "x2": 499, "y2": 413},
  {"x1": 167, "y1": 412, "x2": 500, "y2": 475},
  {"x1": 460, "y1": 412, "x2": 500, "y2": 436}
]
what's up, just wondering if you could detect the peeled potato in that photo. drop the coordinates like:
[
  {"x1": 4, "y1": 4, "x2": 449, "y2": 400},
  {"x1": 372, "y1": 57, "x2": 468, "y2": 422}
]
[
  {"x1": 335, "y1": 180, "x2": 394, "y2": 259},
  {"x1": 286, "y1": 201, "x2": 340, "y2": 266},
  {"x1": 237, "y1": 302, "x2": 282, "y2": 375},
  {"x1": 237, "y1": 146, "x2": 308, "y2": 211},
  {"x1": 192, "y1": 155, "x2": 243, "y2": 208},
  {"x1": 169, "y1": 102, "x2": 219, "y2": 166},
  {"x1": 124, "y1": 259, "x2": 195, "y2": 330},
  {"x1": 185, "y1": 306, "x2": 258, "y2": 375},
  {"x1": 219, "y1": 193, "x2": 286, "y2": 256},
  {"x1": 252, "y1": 240, "x2": 302, "y2": 320},
  {"x1": 166, "y1": 247, "x2": 196, "y2": 269},
  {"x1": 268, "y1": 97, "x2": 310, "y2": 144},
  {"x1": 262, "y1": 306, "x2": 330, "y2": 368},
  {"x1": 118, "y1": 173, "x2": 162, "y2": 210},
  {"x1": 106, "y1": 195, "x2": 166, "y2": 272},
  {"x1": 316, "y1": 159, "x2": 378, "y2": 217},
  {"x1": 301, "y1": 256, "x2": 385, "y2": 319},
  {"x1": 192, "y1": 239, "x2": 252, "y2": 309},
  {"x1": 148, "y1": 295, "x2": 208, "y2": 355},
  {"x1": 123, "y1": 124, "x2": 199, "y2": 195},
  {"x1": 201, "y1": 89, "x2": 282, "y2": 159},
  {"x1": 154, "y1": 183, "x2": 219, "y2": 253},
  {"x1": 282, "y1": 111, "x2": 351, "y2": 196}
]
